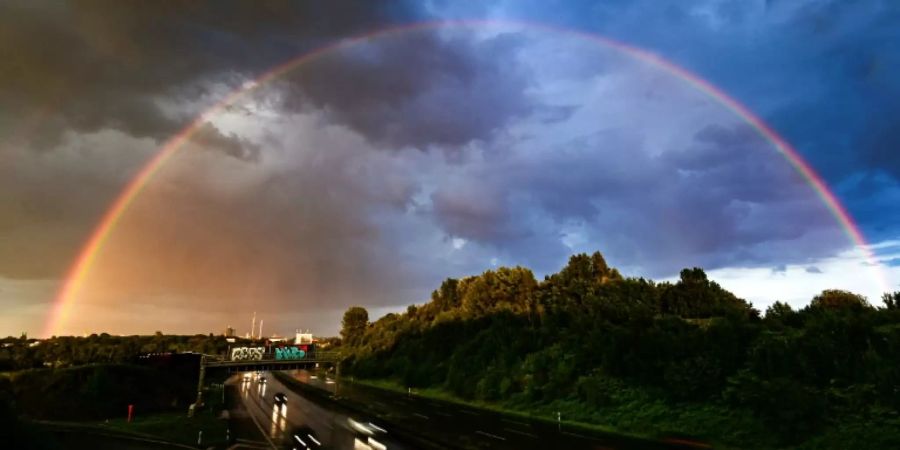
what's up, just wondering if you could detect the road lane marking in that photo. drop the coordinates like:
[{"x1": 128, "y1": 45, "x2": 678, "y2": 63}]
[
  {"x1": 504, "y1": 428, "x2": 538, "y2": 438},
  {"x1": 475, "y1": 430, "x2": 507, "y2": 441},
  {"x1": 412, "y1": 413, "x2": 430, "y2": 420}
]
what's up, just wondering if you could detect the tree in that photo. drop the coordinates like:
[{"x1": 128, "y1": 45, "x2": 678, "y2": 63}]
[
  {"x1": 431, "y1": 278, "x2": 461, "y2": 312},
  {"x1": 881, "y1": 291, "x2": 900, "y2": 310},
  {"x1": 764, "y1": 301, "x2": 800, "y2": 328},
  {"x1": 459, "y1": 267, "x2": 537, "y2": 317},
  {"x1": 341, "y1": 306, "x2": 369, "y2": 346},
  {"x1": 660, "y1": 268, "x2": 755, "y2": 319},
  {"x1": 809, "y1": 289, "x2": 870, "y2": 310}
]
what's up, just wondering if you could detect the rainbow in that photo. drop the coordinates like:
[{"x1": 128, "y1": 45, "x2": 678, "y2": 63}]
[{"x1": 43, "y1": 19, "x2": 889, "y2": 336}]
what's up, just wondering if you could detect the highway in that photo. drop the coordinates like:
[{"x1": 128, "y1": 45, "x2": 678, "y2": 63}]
[
  {"x1": 230, "y1": 370, "x2": 704, "y2": 450},
  {"x1": 228, "y1": 371, "x2": 412, "y2": 449}
]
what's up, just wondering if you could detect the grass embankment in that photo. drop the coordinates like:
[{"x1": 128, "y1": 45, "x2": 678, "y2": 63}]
[
  {"x1": 351, "y1": 377, "x2": 900, "y2": 450},
  {"x1": 287, "y1": 371, "x2": 680, "y2": 447},
  {"x1": 348, "y1": 377, "x2": 698, "y2": 446},
  {"x1": 98, "y1": 403, "x2": 226, "y2": 446}
]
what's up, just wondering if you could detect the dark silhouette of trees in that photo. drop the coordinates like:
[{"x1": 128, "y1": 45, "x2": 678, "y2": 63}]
[
  {"x1": 337, "y1": 251, "x2": 900, "y2": 448},
  {"x1": 341, "y1": 306, "x2": 369, "y2": 346},
  {"x1": 883, "y1": 291, "x2": 900, "y2": 310},
  {"x1": 809, "y1": 289, "x2": 870, "y2": 310}
]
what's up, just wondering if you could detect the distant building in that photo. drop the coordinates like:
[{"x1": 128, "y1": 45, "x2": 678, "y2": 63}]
[
  {"x1": 224, "y1": 326, "x2": 235, "y2": 337},
  {"x1": 295, "y1": 331, "x2": 314, "y2": 344}
]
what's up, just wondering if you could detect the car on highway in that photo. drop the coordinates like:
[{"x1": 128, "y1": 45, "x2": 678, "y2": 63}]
[{"x1": 274, "y1": 392, "x2": 288, "y2": 404}]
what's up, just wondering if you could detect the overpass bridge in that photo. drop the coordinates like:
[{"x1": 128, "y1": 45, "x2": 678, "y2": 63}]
[
  {"x1": 200, "y1": 351, "x2": 340, "y2": 371},
  {"x1": 192, "y1": 350, "x2": 342, "y2": 413}
]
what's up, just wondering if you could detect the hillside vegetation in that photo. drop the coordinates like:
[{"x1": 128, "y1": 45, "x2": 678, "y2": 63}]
[{"x1": 339, "y1": 252, "x2": 900, "y2": 449}]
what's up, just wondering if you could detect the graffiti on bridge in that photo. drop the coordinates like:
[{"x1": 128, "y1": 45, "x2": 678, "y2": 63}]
[
  {"x1": 231, "y1": 347, "x2": 264, "y2": 361},
  {"x1": 275, "y1": 346, "x2": 307, "y2": 360}
]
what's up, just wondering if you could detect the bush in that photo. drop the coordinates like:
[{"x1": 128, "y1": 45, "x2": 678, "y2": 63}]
[{"x1": 724, "y1": 370, "x2": 828, "y2": 443}]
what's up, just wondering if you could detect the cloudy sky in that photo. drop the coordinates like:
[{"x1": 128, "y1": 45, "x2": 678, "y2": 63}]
[{"x1": 2, "y1": 0, "x2": 899, "y2": 337}]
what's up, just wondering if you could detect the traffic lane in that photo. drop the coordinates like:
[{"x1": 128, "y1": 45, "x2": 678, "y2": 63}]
[
  {"x1": 237, "y1": 373, "x2": 314, "y2": 448},
  {"x1": 284, "y1": 371, "x2": 556, "y2": 449},
  {"x1": 224, "y1": 376, "x2": 273, "y2": 449},
  {"x1": 285, "y1": 370, "x2": 676, "y2": 450},
  {"x1": 287, "y1": 371, "x2": 550, "y2": 449},
  {"x1": 253, "y1": 371, "x2": 347, "y2": 448},
  {"x1": 240, "y1": 371, "x2": 412, "y2": 450},
  {"x1": 265, "y1": 372, "x2": 416, "y2": 450}
]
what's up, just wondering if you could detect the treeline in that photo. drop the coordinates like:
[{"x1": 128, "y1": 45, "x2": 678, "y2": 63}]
[
  {"x1": 339, "y1": 252, "x2": 900, "y2": 448},
  {"x1": 0, "y1": 333, "x2": 231, "y2": 371}
]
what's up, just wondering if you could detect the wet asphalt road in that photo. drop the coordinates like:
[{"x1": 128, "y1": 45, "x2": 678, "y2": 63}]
[
  {"x1": 230, "y1": 370, "x2": 705, "y2": 450},
  {"x1": 229, "y1": 372, "x2": 411, "y2": 449}
]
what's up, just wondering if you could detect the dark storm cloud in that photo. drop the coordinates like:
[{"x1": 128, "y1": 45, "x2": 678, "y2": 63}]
[
  {"x1": 0, "y1": 0, "x2": 423, "y2": 156},
  {"x1": 0, "y1": 130, "x2": 153, "y2": 280},
  {"x1": 0, "y1": 1, "x2": 538, "y2": 159},
  {"x1": 426, "y1": 123, "x2": 836, "y2": 277},
  {"x1": 280, "y1": 31, "x2": 534, "y2": 150},
  {"x1": 431, "y1": 186, "x2": 512, "y2": 242},
  {"x1": 529, "y1": 0, "x2": 900, "y2": 241},
  {"x1": 806, "y1": 266, "x2": 823, "y2": 274},
  {"x1": 0, "y1": 0, "x2": 537, "y2": 283}
]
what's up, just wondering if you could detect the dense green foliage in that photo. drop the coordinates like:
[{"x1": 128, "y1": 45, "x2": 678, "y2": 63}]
[
  {"x1": 0, "y1": 333, "x2": 230, "y2": 371},
  {"x1": 339, "y1": 252, "x2": 900, "y2": 448},
  {"x1": 341, "y1": 306, "x2": 370, "y2": 346}
]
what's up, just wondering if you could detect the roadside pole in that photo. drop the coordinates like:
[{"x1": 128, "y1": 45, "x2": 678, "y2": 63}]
[
  {"x1": 190, "y1": 355, "x2": 206, "y2": 417},
  {"x1": 335, "y1": 361, "x2": 340, "y2": 396}
]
